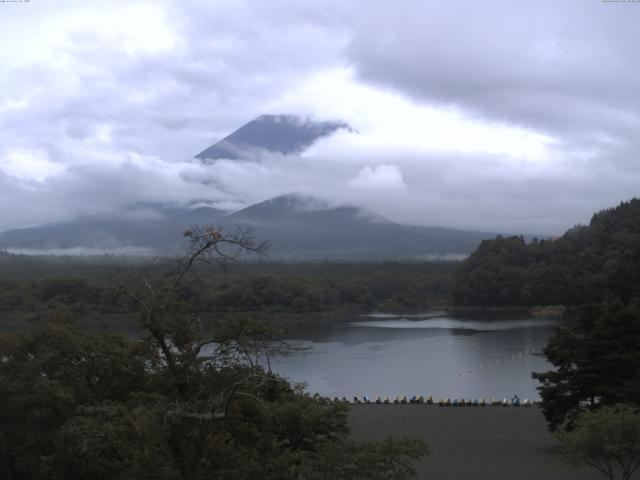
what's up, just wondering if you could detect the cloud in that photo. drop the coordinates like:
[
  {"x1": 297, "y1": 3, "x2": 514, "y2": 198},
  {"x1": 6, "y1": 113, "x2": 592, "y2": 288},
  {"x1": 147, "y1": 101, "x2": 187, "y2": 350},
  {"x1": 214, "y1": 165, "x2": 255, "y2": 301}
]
[
  {"x1": 0, "y1": 156, "x2": 236, "y2": 230},
  {"x1": 346, "y1": 1, "x2": 640, "y2": 128},
  {"x1": 1, "y1": 149, "x2": 65, "y2": 181},
  {"x1": 0, "y1": 0, "x2": 347, "y2": 167},
  {"x1": 1, "y1": 0, "x2": 639, "y2": 236},
  {"x1": 348, "y1": 165, "x2": 406, "y2": 191},
  {"x1": 343, "y1": 0, "x2": 640, "y2": 179}
]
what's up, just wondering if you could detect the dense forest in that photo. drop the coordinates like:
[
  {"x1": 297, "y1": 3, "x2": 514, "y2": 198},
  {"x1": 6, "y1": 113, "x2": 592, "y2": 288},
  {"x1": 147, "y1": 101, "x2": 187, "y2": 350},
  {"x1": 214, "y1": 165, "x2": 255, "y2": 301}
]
[
  {"x1": 0, "y1": 253, "x2": 454, "y2": 332},
  {"x1": 452, "y1": 198, "x2": 640, "y2": 306},
  {"x1": 3, "y1": 198, "x2": 640, "y2": 332}
]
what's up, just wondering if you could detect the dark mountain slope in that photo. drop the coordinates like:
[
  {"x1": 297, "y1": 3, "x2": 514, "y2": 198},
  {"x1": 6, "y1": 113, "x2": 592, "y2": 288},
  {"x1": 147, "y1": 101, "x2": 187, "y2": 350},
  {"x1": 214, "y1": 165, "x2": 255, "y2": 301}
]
[
  {"x1": 195, "y1": 114, "x2": 351, "y2": 161},
  {"x1": 0, "y1": 193, "x2": 496, "y2": 259},
  {"x1": 218, "y1": 193, "x2": 494, "y2": 260}
]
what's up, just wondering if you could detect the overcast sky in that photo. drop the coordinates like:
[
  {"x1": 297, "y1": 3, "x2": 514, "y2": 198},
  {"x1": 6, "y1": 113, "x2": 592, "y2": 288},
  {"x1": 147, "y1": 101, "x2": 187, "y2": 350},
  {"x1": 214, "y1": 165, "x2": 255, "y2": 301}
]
[{"x1": 1, "y1": 0, "x2": 639, "y2": 235}]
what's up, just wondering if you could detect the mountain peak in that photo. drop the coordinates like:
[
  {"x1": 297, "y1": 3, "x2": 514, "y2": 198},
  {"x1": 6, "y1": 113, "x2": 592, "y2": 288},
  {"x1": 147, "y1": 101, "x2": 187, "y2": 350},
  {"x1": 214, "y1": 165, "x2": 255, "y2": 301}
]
[
  {"x1": 222, "y1": 193, "x2": 395, "y2": 228},
  {"x1": 263, "y1": 193, "x2": 330, "y2": 211},
  {"x1": 195, "y1": 114, "x2": 351, "y2": 161}
]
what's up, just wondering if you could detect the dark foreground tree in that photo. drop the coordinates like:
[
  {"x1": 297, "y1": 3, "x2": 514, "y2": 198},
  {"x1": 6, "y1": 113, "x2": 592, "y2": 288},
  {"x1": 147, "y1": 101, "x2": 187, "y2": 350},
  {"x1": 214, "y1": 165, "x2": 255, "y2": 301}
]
[
  {"x1": 0, "y1": 226, "x2": 427, "y2": 479},
  {"x1": 533, "y1": 250, "x2": 640, "y2": 432},
  {"x1": 532, "y1": 297, "x2": 640, "y2": 431},
  {"x1": 558, "y1": 404, "x2": 640, "y2": 480}
]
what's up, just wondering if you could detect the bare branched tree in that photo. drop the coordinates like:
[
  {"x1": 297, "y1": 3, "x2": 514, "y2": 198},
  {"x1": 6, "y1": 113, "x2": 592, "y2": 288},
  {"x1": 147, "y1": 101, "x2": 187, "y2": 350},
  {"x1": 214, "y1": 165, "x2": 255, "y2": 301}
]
[
  {"x1": 212, "y1": 314, "x2": 307, "y2": 372},
  {"x1": 110, "y1": 226, "x2": 316, "y2": 422},
  {"x1": 115, "y1": 225, "x2": 267, "y2": 370}
]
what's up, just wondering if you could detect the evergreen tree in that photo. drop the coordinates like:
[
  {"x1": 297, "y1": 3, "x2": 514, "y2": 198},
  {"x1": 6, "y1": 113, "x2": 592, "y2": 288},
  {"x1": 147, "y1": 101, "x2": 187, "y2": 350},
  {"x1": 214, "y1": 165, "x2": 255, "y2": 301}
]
[{"x1": 533, "y1": 250, "x2": 640, "y2": 431}]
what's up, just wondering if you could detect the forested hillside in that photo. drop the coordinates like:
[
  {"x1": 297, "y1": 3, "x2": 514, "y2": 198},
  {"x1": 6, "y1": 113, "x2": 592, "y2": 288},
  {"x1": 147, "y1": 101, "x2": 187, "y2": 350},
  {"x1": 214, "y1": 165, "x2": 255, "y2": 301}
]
[
  {"x1": 0, "y1": 256, "x2": 454, "y2": 332},
  {"x1": 452, "y1": 198, "x2": 640, "y2": 306}
]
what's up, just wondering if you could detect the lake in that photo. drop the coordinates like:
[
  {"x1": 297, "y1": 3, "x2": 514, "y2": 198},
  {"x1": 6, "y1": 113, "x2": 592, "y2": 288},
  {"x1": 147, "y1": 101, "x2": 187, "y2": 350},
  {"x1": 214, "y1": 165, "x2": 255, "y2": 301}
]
[{"x1": 272, "y1": 312, "x2": 558, "y2": 400}]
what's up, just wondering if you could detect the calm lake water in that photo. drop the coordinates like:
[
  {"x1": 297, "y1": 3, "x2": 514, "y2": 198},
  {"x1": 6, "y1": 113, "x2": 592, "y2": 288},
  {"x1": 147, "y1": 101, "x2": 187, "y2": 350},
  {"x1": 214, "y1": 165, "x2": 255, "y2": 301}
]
[{"x1": 272, "y1": 312, "x2": 558, "y2": 400}]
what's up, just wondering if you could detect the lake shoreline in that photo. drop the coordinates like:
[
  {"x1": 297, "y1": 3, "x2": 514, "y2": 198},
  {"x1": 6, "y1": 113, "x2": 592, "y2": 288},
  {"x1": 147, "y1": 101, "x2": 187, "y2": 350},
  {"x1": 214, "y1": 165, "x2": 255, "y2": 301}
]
[{"x1": 0, "y1": 303, "x2": 572, "y2": 335}]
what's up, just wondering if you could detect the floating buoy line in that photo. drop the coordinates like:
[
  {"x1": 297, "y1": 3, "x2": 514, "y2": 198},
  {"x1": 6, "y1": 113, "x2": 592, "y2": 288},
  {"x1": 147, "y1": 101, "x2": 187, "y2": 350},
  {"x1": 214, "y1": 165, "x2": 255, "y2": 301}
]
[
  {"x1": 318, "y1": 395, "x2": 537, "y2": 407},
  {"x1": 309, "y1": 348, "x2": 544, "y2": 407}
]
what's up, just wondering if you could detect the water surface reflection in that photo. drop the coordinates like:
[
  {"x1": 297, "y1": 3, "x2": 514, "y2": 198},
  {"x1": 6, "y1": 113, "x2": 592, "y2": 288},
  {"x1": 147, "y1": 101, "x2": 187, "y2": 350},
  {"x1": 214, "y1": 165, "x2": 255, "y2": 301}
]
[{"x1": 273, "y1": 313, "x2": 557, "y2": 400}]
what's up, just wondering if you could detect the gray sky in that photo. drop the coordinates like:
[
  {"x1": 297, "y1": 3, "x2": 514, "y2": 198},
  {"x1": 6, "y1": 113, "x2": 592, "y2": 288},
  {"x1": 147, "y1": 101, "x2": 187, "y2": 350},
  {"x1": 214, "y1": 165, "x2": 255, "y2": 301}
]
[{"x1": 1, "y1": 0, "x2": 639, "y2": 235}]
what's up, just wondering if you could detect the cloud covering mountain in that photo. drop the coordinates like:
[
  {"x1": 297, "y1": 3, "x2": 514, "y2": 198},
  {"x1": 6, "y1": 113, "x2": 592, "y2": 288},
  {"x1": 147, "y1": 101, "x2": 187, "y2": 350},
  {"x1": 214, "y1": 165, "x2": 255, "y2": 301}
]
[
  {"x1": 0, "y1": 192, "x2": 495, "y2": 259},
  {"x1": 1, "y1": 1, "x2": 639, "y2": 236}
]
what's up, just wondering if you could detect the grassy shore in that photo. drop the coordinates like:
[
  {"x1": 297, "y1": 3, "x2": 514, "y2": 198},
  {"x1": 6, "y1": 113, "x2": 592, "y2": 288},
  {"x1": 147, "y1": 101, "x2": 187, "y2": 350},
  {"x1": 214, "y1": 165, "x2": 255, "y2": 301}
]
[{"x1": 348, "y1": 405, "x2": 602, "y2": 480}]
